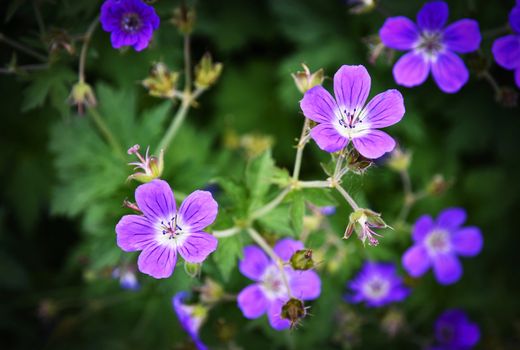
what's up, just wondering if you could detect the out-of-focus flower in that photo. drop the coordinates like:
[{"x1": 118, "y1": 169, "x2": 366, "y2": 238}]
[
  {"x1": 237, "y1": 238, "x2": 321, "y2": 330},
  {"x1": 115, "y1": 180, "x2": 218, "y2": 279},
  {"x1": 69, "y1": 81, "x2": 97, "y2": 115},
  {"x1": 381, "y1": 309, "x2": 406, "y2": 337},
  {"x1": 300, "y1": 65, "x2": 405, "y2": 159},
  {"x1": 199, "y1": 277, "x2": 225, "y2": 305},
  {"x1": 100, "y1": 0, "x2": 160, "y2": 51},
  {"x1": 492, "y1": 4, "x2": 520, "y2": 88},
  {"x1": 346, "y1": 262, "x2": 409, "y2": 307},
  {"x1": 239, "y1": 133, "x2": 274, "y2": 158},
  {"x1": 126, "y1": 144, "x2": 164, "y2": 183},
  {"x1": 379, "y1": 1, "x2": 481, "y2": 93},
  {"x1": 387, "y1": 147, "x2": 411, "y2": 172},
  {"x1": 431, "y1": 309, "x2": 480, "y2": 350},
  {"x1": 173, "y1": 292, "x2": 208, "y2": 350},
  {"x1": 112, "y1": 266, "x2": 140, "y2": 290},
  {"x1": 142, "y1": 62, "x2": 179, "y2": 98},
  {"x1": 171, "y1": 5, "x2": 196, "y2": 34},
  {"x1": 345, "y1": 208, "x2": 389, "y2": 246},
  {"x1": 345, "y1": 0, "x2": 375, "y2": 14},
  {"x1": 319, "y1": 205, "x2": 336, "y2": 216},
  {"x1": 194, "y1": 53, "x2": 223, "y2": 89},
  {"x1": 291, "y1": 63, "x2": 325, "y2": 94},
  {"x1": 402, "y1": 208, "x2": 483, "y2": 285},
  {"x1": 426, "y1": 174, "x2": 450, "y2": 196}
]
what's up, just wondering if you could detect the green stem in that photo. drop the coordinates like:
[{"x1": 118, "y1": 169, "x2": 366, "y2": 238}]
[
  {"x1": 78, "y1": 16, "x2": 99, "y2": 83},
  {"x1": 250, "y1": 187, "x2": 291, "y2": 220},
  {"x1": 0, "y1": 33, "x2": 47, "y2": 61},
  {"x1": 291, "y1": 118, "x2": 310, "y2": 181},
  {"x1": 333, "y1": 148, "x2": 347, "y2": 180},
  {"x1": 89, "y1": 108, "x2": 125, "y2": 159},
  {"x1": 183, "y1": 34, "x2": 192, "y2": 92},
  {"x1": 397, "y1": 169, "x2": 414, "y2": 222},
  {"x1": 334, "y1": 183, "x2": 359, "y2": 211},
  {"x1": 298, "y1": 180, "x2": 330, "y2": 188},
  {"x1": 213, "y1": 226, "x2": 241, "y2": 238}
]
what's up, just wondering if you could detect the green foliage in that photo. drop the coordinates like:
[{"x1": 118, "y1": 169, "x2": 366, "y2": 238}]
[
  {"x1": 212, "y1": 233, "x2": 244, "y2": 282},
  {"x1": 245, "y1": 150, "x2": 276, "y2": 212}
]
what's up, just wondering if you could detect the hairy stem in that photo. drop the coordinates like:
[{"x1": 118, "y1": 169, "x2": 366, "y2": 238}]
[
  {"x1": 183, "y1": 34, "x2": 192, "y2": 92},
  {"x1": 250, "y1": 187, "x2": 291, "y2": 220},
  {"x1": 291, "y1": 118, "x2": 310, "y2": 181},
  {"x1": 298, "y1": 180, "x2": 331, "y2": 188},
  {"x1": 89, "y1": 108, "x2": 125, "y2": 159},
  {"x1": 397, "y1": 170, "x2": 414, "y2": 222},
  {"x1": 334, "y1": 183, "x2": 359, "y2": 211},
  {"x1": 78, "y1": 16, "x2": 99, "y2": 83},
  {"x1": 213, "y1": 226, "x2": 241, "y2": 238}
]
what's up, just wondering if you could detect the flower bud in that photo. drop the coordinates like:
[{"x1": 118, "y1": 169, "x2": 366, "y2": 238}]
[
  {"x1": 194, "y1": 53, "x2": 223, "y2": 89},
  {"x1": 381, "y1": 309, "x2": 405, "y2": 338},
  {"x1": 292, "y1": 64, "x2": 325, "y2": 94},
  {"x1": 281, "y1": 298, "x2": 306, "y2": 329},
  {"x1": 239, "y1": 133, "x2": 274, "y2": 158},
  {"x1": 426, "y1": 174, "x2": 449, "y2": 196},
  {"x1": 199, "y1": 277, "x2": 224, "y2": 304},
  {"x1": 142, "y1": 62, "x2": 179, "y2": 99},
  {"x1": 345, "y1": 208, "x2": 388, "y2": 246},
  {"x1": 346, "y1": 148, "x2": 372, "y2": 174},
  {"x1": 387, "y1": 147, "x2": 411, "y2": 172},
  {"x1": 127, "y1": 145, "x2": 164, "y2": 183},
  {"x1": 346, "y1": 0, "x2": 376, "y2": 14},
  {"x1": 171, "y1": 5, "x2": 196, "y2": 34},
  {"x1": 69, "y1": 81, "x2": 97, "y2": 115},
  {"x1": 364, "y1": 34, "x2": 395, "y2": 65},
  {"x1": 496, "y1": 86, "x2": 518, "y2": 108},
  {"x1": 184, "y1": 261, "x2": 201, "y2": 278},
  {"x1": 290, "y1": 249, "x2": 315, "y2": 271},
  {"x1": 46, "y1": 29, "x2": 75, "y2": 56}
]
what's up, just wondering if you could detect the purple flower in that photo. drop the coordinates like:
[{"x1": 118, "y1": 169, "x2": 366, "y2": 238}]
[
  {"x1": 237, "y1": 238, "x2": 321, "y2": 330},
  {"x1": 300, "y1": 65, "x2": 405, "y2": 159},
  {"x1": 346, "y1": 262, "x2": 409, "y2": 307},
  {"x1": 492, "y1": 4, "x2": 520, "y2": 88},
  {"x1": 100, "y1": 0, "x2": 160, "y2": 51},
  {"x1": 173, "y1": 292, "x2": 208, "y2": 350},
  {"x1": 115, "y1": 179, "x2": 218, "y2": 279},
  {"x1": 431, "y1": 309, "x2": 480, "y2": 350},
  {"x1": 379, "y1": 1, "x2": 481, "y2": 93},
  {"x1": 319, "y1": 205, "x2": 336, "y2": 216},
  {"x1": 402, "y1": 208, "x2": 483, "y2": 285},
  {"x1": 112, "y1": 266, "x2": 140, "y2": 290}
]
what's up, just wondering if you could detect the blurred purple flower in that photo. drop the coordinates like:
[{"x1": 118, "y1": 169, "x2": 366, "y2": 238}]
[
  {"x1": 402, "y1": 207, "x2": 483, "y2": 285},
  {"x1": 173, "y1": 292, "x2": 208, "y2": 350},
  {"x1": 379, "y1": 1, "x2": 481, "y2": 93},
  {"x1": 100, "y1": 0, "x2": 160, "y2": 51},
  {"x1": 319, "y1": 205, "x2": 336, "y2": 216},
  {"x1": 237, "y1": 238, "x2": 321, "y2": 330},
  {"x1": 300, "y1": 65, "x2": 405, "y2": 159},
  {"x1": 346, "y1": 262, "x2": 409, "y2": 307},
  {"x1": 430, "y1": 309, "x2": 480, "y2": 350},
  {"x1": 492, "y1": 4, "x2": 520, "y2": 88},
  {"x1": 115, "y1": 179, "x2": 218, "y2": 279},
  {"x1": 112, "y1": 267, "x2": 140, "y2": 290}
]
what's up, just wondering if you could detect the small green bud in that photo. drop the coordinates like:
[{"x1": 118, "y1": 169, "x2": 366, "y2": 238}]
[
  {"x1": 195, "y1": 53, "x2": 223, "y2": 89},
  {"x1": 290, "y1": 249, "x2": 315, "y2": 270},
  {"x1": 281, "y1": 298, "x2": 306, "y2": 329},
  {"x1": 184, "y1": 261, "x2": 201, "y2": 278},
  {"x1": 346, "y1": 148, "x2": 373, "y2": 174},
  {"x1": 171, "y1": 5, "x2": 196, "y2": 34},
  {"x1": 291, "y1": 63, "x2": 325, "y2": 94},
  {"x1": 69, "y1": 81, "x2": 97, "y2": 115},
  {"x1": 199, "y1": 277, "x2": 225, "y2": 304},
  {"x1": 387, "y1": 147, "x2": 411, "y2": 172},
  {"x1": 142, "y1": 62, "x2": 179, "y2": 99},
  {"x1": 426, "y1": 174, "x2": 449, "y2": 196}
]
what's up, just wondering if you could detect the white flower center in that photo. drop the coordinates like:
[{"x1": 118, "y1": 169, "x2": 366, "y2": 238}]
[
  {"x1": 362, "y1": 276, "x2": 390, "y2": 300},
  {"x1": 260, "y1": 265, "x2": 290, "y2": 300},
  {"x1": 425, "y1": 229, "x2": 451, "y2": 255},
  {"x1": 415, "y1": 31, "x2": 445, "y2": 61},
  {"x1": 333, "y1": 106, "x2": 371, "y2": 139},
  {"x1": 155, "y1": 214, "x2": 189, "y2": 248}
]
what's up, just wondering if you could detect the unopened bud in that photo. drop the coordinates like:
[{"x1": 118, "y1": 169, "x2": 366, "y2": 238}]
[
  {"x1": 426, "y1": 174, "x2": 449, "y2": 196},
  {"x1": 69, "y1": 81, "x2": 97, "y2": 115},
  {"x1": 387, "y1": 147, "x2": 411, "y2": 172},
  {"x1": 142, "y1": 62, "x2": 179, "y2": 99},
  {"x1": 281, "y1": 298, "x2": 306, "y2": 329},
  {"x1": 347, "y1": 148, "x2": 372, "y2": 174},
  {"x1": 290, "y1": 249, "x2": 315, "y2": 270},
  {"x1": 184, "y1": 261, "x2": 201, "y2": 278},
  {"x1": 240, "y1": 133, "x2": 274, "y2": 158},
  {"x1": 199, "y1": 278, "x2": 224, "y2": 304},
  {"x1": 46, "y1": 29, "x2": 75, "y2": 56},
  {"x1": 365, "y1": 35, "x2": 394, "y2": 65},
  {"x1": 171, "y1": 5, "x2": 196, "y2": 34},
  {"x1": 194, "y1": 53, "x2": 223, "y2": 89},
  {"x1": 381, "y1": 309, "x2": 405, "y2": 338},
  {"x1": 292, "y1": 64, "x2": 325, "y2": 94}
]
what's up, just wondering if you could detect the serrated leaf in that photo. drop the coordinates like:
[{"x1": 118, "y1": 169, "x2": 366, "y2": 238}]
[
  {"x1": 213, "y1": 234, "x2": 243, "y2": 282},
  {"x1": 290, "y1": 190, "x2": 305, "y2": 236},
  {"x1": 245, "y1": 150, "x2": 275, "y2": 212},
  {"x1": 257, "y1": 205, "x2": 294, "y2": 237}
]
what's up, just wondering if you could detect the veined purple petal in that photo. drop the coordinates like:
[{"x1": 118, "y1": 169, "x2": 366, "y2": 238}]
[
  {"x1": 115, "y1": 214, "x2": 155, "y2": 252},
  {"x1": 237, "y1": 284, "x2": 268, "y2": 318},
  {"x1": 412, "y1": 215, "x2": 435, "y2": 242},
  {"x1": 452, "y1": 227, "x2": 483, "y2": 257},
  {"x1": 239, "y1": 246, "x2": 270, "y2": 281},
  {"x1": 333, "y1": 65, "x2": 371, "y2": 114},
  {"x1": 177, "y1": 232, "x2": 218, "y2": 263},
  {"x1": 431, "y1": 51, "x2": 469, "y2": 93},
  {"x1": 436, "y1": 207, "x2": 467, "y2": 230},
  {"x1": 362, "y1": 89, "x2": 405, "y2": 128},
  {"x1": 178, "y1": 190, "x2": 218, "y2": 232},
  {"x1": 300, "y1": 86, "x2": 339, "y2": 124},
  {"x1": 432, "y1": 254, "x2": 462, "y2": 284},
  {"x1": 393, "y1": 51, "x2": 430, "y2": 87},
  {"x1": 402, "y1": 245, "x2": 431, "y2": 277},
  {"x1": 443, "y1": 19, "x2": 481, "y2": 53},
  {"x1": 417, "y1": 1, "x2": 449, "y2": 31},
  {"x1": 289, "y1": 270, "x2": 321, "y2": 300},
  {"x1": 379, "y1": 17, "x2": 420, "y2": 50},
  {"x1": 135, "y1": 179, "x2": 176, "y2": 222},
  {"x1": 352, "y1": 130, "x2": 396, "y2": 159},
  {"x1": 510, "y1": 5, "x2": 520, "y2": 34},
  {"x1": 273, "y1": 238, "x2": 304, "y2": 262},
  {"x1": 137, "y1": 244, "x2": 177, "y2": 279},
  {"x1": 310, "y1": 123, "x2": 348, "y2": 153},
  {"x1": 492, "y1": 35, "x2": 520, "y2": 70},
  {"x1": 267, "y1": 299, "x2": 291, "y2": 330}
]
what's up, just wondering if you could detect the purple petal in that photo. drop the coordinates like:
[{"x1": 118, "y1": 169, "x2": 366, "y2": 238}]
[
  {"x1": 412, "y1": 215, "x2": 435, "y2": 243},
  {"x1": 239, "y1": 246, "x2": 270, "y2": 281},
  {"x1": 137, "y1": 244, "x2": 177, "y2": 279},
  {"x1": 289, "y1": 270, "x2": 321, "y2": 300},
  {"x1": 452, "y1": 227, "x2": 483, "y2": 257},
  {"x1": 135, "y1": 179, "x2": 176, "y2": 222},
  {"x1": 309, "y1": 123, "x2": 348, "y2": 153},
  {"x1": 436, "y1": 207, "x2": 467, "y2": 230},
  {"x1": 402, "y1": 245, "x2": 431, "y2": 277},
  {"x1": 443, "y1": 19, "x2": 481, "y2": 53},
  {"x1": 457, "y1": 322, "x2": 481, "y2": 347},
  {"x1": 362, "y1": 89, "x2": 405, "y2": 128},
  {"x1": 115, "y1": 214, "x2": 155, "y2": 252},
  {"x1": 178, "y1": 190, "x2": 218, "y2": 232},
  {"x1": 492, "y1": 35, "x2": 520, "y2": 70},
  {"x1": 388, "y1": 285, "x2": 410, "y2": 302},
  {"x1": 417, "y1": 1, "x2": 449, "y2": 31},
  {"x1": 267, "y1": 299, "x2": 291, "y2": 330},
  {"x1": 432, "y1": 254, "x2": 462, "y2": 285},
  {"x1": 177, "y1": 232, "x2": 218, "y2": 263},
  {"x1": 300, "y1": 86, "x2": 339, "y2": 124},
  {"x1": 333, "y1": 65, "x2": 371, "y2": 114},
  {"x1": 510, "y1": 5, "x2": 520, "y2": 34},
  {"x1": 431, "y1": 51, "x2": 469, "y2": 93},
  {"x1": 274, "y1": 238, "x2": 304, "y2": 261},
  {"x1": 379, "y1": 17, "x2": 419, "y2": 50},
  {"x1": 393, "y1": 51, "x2": 430, "y2": 87},
  {"x1": 352, "y1": 130, "x2": 396, "y2": 159},
  {"x1": 237, "y1": 284, "x2": 268, "y2": 318},
  {"x1": 516, "y1": 68, "x2": 520, "y2": 88},
  {"x1": 133, "y1": 25, "x2": 153, "y2": 51}
]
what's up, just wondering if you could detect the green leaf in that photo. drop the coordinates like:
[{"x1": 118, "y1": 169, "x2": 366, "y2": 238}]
[
  {"x1": 213, "y1": 234, "x2": 243, "y2": 282},
  {"x1": 303, "y1": 188, "x2": 337, "y2": 207},
  {"x1": 290, "y1": 190, "x2": 305, "y2": 237},
  {"x1": 245, "y1": 150, "x2": 275, "y2": 212},
  {"x1": 258, "y1": 205, "x2": 294, "y2": 237}
]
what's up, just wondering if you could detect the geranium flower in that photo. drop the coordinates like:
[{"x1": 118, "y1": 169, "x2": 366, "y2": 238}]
[
  {"x1": 492, "y1": 3, "x2": 520, "y2": 88},
  {"x1": 237, "y1": 238, "x2": 321, "y2": 330},
  {"x1": 115, "y1": 180, "x2": 218, "y2": 279},
  {"x1": 430, "y1": 309, "x2": 480, "y2": 350},
  {"x1": 345, "y1": 262, "x2": 409, "y2": 307},
  {"x1": 112, "y1": 266, "x2": 139, "y2": 290},
  {"x1": 379, "y1": 1, "x2": 481, "y2": 93},
  {"x1": 173, "y1": 292, "x2": 208, "y2": 350},
  {"x1": 100, "y1": 0, "x2": 160, "y2": 51},
  {"x1": 300, "y1": 65, "x2": 405, "y2": 159},
  {"x1": 402, "y1": 208, "x2": 483, "y2": 285}
]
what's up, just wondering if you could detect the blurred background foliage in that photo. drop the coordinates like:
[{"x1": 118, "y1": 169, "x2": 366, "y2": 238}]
[{"x1": 0, "y1": 0, "x2": 519, "y2": 349}]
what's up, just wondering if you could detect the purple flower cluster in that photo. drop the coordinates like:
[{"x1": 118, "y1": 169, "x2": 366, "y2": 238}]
[
  {"x1": 402, "y1": 208, "x2": 483, "y2": 285},
  {"x1": 346, "y1": 262, "x2": 409, "y2": 307},
  {"x1": 237, "y1": 238, "x2": 321, "y2": 330},
  {"x1": 430, "y1": 309, "x2": 480, "y2": 350},
  {"x1": 100, "y1": 0, "x2": 160, "y2": 51},
  {"x1": 492, "y1": 2, "x2": 520, "y2": 88},
  {"x1": 380, "y1": 1, "x2": 481, "y2": 93},
  {"x1": 115, "y1": 179, "x2": 218, "y2": 279},
  {"x1": 300, "y1": 65, "x2": 405, "y2": 159},
  {"x1": 173, "y1": 292, "x2": 208, "y2": 350}
]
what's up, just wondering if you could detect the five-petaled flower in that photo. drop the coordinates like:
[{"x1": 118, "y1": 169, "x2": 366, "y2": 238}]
[
  {"x1": 115, "y1": 179, "x2": 218, "y2": 279},
  {"x1": 379, "y1": 1, "x2": 481, "y2": 93},
  {"x1": 173, "y1": 292, "x2": 208, "y2": 350},
  {"x1": 237, "y1": 238, "x2": 321, "y2": 330},
  {"x1": 100, "y1": 0, "x2": 160, "y2": 51},
  {"x1": 430, "y1": 309, "x2": 480, "y2": 350},
  {"x1": 345, "y1": 262, "x2": 409, "y2": 307},
  {"x1": 402, "y1": 207, "x2": 483, "y2": 285},
  {"x1": 300, "y1": 65, "x2": 405, "y2": 159},
  {"x1": 492, "y1": 2, "x2": 520, "y2": 88}
]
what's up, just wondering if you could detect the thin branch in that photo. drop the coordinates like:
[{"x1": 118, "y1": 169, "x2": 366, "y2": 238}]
[
  {"x1": 213, "y1": 227, "x2": 241, "y2": 238},
  {"x1": 291, "y1": 118, "x2": 310, "y2": 181},
  {"x1": 250, "y1": 187, "x2": 291, "y2": 220},
  {"x1": 78, "y1": 16, "x2": 100, "y2": 82},
  {"x1": 183, "y1": 34, "x2": 192, "y2": 92},
  {"x1": 0, "y1": 33, "x2": 47, "y2": 61},
  {"x1": 88, "y1": 108, "x2": 125, "y2": 159},
  {"x1": 334, "y1": 183, "x2": 359, "y2": 211}
]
